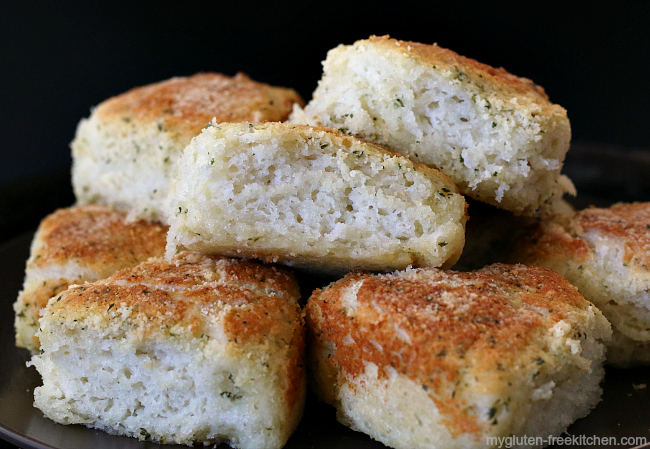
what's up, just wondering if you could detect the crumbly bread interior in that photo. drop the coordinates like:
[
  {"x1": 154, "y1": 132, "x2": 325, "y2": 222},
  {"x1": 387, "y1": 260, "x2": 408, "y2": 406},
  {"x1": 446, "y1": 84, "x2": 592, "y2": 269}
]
[
  {"x1": 307, "y1": 266, "x2": 611, "y2": 449},
  {"x1": 166, "y1": 122, "x2": 467, "y2": 273},
  {"x1": 30, "y1": 252, "x2": 305, "y2": 448},
  {"x1": 31, "y1": 332, "x2": 295, "y2": 448},
  {"x1": 291, "y1": 36, "x2": 574, "y2": 216},
  {"x1": 72, "y1": 115, "x2": 184, "y2": 222}
]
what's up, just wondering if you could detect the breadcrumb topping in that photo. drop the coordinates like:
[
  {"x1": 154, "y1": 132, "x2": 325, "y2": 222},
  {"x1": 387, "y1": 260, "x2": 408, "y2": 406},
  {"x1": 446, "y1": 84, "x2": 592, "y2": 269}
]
[
  {"x1": 307, "y1": 264, "x2": 600, "y2": 436},
  {"x1": 96, "y1": 72, "x2": 304, "y2": 138}
]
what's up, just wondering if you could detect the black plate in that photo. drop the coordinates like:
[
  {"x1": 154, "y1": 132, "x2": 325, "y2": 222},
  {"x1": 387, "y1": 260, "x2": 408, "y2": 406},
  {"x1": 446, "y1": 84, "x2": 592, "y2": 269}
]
[{"x1": 1, "y1": 143, "x2": 650, "y2": 449}]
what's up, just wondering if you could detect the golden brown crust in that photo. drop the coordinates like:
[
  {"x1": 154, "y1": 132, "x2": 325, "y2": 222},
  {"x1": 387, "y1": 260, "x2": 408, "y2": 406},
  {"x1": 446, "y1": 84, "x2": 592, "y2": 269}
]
[
  {"x1": 306, "y1": 264, "x2": 592, "y2": 436},
  {"x1": 95, "y1": 72, "x2": 304, "y2": 137},
  {"x1": 48, "y1": 252, "x2": 301, "y2": 342},
  {"x1": 110, "y1": 251, "x2": 300, "y2": 300},
  {"x1": 30, "y1": 205, "x2": 168, "y2": 275},
  {"x1": 367, "y1": 35, "x2": 550, "y2": 100},
  {"x1": 516, "y1": 215, "x2": 589, "y2": 264},
  {"x1": 519, "y1": 202, "x2": 650, "y2": 270},
  {"x1": 578, "y1": 203, "x2": 650, "y2": 267},
  {"x1": 16, "y1": 205, "x2": 169, "y2": 350}
]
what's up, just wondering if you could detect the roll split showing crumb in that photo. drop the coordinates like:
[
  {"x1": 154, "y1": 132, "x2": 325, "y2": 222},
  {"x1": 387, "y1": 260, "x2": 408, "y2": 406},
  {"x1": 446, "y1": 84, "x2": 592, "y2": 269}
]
[
  {"x1": 165, "y1": 122, "x2": 467, "y2": 274},
  {"x1": 306, "y1": 264, "x2": 610, "y2": 449}
]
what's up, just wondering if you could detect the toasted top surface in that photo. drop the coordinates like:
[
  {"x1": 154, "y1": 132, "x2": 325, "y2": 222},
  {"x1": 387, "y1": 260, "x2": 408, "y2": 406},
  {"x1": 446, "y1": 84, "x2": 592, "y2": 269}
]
[
  {"x1": 46, "y1": 252, "x2": 301, "y2": 344},
  {"x1": 307, "y1": 263, "x2": 598, "y2": 434},
  {"x1": 360, "y1": 35, "x2": 557, "y2": 110},
  {"x1": 519, "y1": 202, "x2": 650, "y2": 271},
  {"x1": 94, "y1": 72, "x2": 304, "y2": 137},
  {"x1": 29, "y1": 205, "x2": 168, "y2": 274}
]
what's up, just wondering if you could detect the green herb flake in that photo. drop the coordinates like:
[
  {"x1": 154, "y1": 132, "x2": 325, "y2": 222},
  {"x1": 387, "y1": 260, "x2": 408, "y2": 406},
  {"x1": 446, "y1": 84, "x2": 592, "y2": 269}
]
[
  {"x1": 220, "y1": 391, "x2": 243, "y2": 401},
  {"x1": 210, "y1": 158, "x2": 215, "y2": 165},
  {"x1": 139, "y1": 428, "x2": 151, "y2": 441},
  {"x1": 455, "y1": 68, "x2": 467, "y2": 81}
]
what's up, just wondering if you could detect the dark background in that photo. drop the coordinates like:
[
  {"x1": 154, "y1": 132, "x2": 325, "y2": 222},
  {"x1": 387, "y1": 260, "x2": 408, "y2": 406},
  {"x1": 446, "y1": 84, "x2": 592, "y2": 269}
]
[{"x1": 1, "y1": 1, "x2": 649, "y2": 244}]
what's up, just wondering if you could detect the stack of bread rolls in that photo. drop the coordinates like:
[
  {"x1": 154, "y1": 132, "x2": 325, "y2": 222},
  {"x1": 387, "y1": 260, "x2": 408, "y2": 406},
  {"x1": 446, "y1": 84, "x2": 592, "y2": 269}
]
[{"x1": 16, "y1": 36, "x2": 648, "y2": 449}]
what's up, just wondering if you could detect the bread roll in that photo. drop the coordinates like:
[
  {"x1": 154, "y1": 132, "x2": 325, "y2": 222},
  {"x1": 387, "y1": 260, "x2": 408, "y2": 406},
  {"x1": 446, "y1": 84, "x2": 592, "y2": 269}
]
[
  {"x1": 291, "y1": 36, "x2": 574, "y2": 216},
  {"x1": 30, "y1": 252, "x2": 305, "y2": 448},
  {"x1": 165, "y1": 122, "x2": 467, "y2": 274},
  {"x1": 306, "y1": 264, "x2": 610, "y2": 449},
  {"x1": 512, "y1": 202, "x2": 650, "y2": 367}
]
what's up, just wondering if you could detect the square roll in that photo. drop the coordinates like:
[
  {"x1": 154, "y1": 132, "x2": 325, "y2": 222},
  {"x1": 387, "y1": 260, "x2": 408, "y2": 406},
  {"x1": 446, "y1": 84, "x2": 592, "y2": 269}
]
[
  {"x1": 14, "y1": 205, "x2": 168, "y2": 352},
  {"x1": 512, "y1": 202, "x2": 650, "y2": 367},
  {"x1": 165, "y1": 122, "x2": 467, "y2": 274},
  {"x1": 306, "y1": 264, "x2": 610, "y2": 449},
  {"x1": 30, "y1": 252, "x2": 305, "y2": 449},
  {"x1": 291, "y1": 36, "x2": 574, "y2": 216}
]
